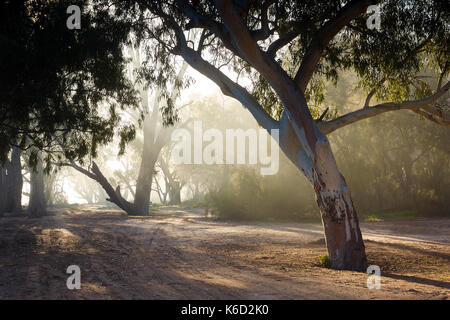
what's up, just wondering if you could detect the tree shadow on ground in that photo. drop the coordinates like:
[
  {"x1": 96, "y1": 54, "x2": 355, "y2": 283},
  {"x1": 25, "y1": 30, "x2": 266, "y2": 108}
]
[{"x1": 382, "y1": 273, "x2": 450, "y2": 290}]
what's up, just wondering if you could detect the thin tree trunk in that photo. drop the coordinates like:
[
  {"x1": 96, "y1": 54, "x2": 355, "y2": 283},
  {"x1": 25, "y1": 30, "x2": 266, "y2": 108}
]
[
  {"x1": 159, "y1": 156, "x2": 182, "y2": 205},
  {"x1": 168, "y1": 183, "x2": 181, "y2": 205},
  {"x1": 0, "y1": 167, "x2": 7, "y2": 215},
  {"x1": 27, "y1": 154, "x2": 46, "y2": 217},
  {"x1": 133, "y1": 153, "x2": 156, "y2": 215}
]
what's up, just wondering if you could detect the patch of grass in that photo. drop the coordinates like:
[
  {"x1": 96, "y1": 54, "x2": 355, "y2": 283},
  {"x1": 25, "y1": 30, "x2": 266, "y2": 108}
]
[{"x1": 318, "y1": 254, "x2": 331, "y2": 268}]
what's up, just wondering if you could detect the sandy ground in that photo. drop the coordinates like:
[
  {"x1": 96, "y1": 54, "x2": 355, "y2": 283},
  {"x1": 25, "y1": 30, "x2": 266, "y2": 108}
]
[{"x1": 0, "y1": 205, "x2": 448, "y2": 300}]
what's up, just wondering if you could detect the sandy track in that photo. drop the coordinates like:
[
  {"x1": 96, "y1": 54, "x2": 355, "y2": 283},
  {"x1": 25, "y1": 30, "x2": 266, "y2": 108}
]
[{"x1": 0, "y1": 206, "x2": 448, "y2": 299}]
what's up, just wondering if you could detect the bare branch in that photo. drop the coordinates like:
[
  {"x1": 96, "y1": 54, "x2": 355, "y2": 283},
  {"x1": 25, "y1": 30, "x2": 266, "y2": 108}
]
[
  {"x1": 170, "y1": 17, "x2": 279, "y2": 132},
  {"x1": 364, "y1": 89, "x2": 376, "y2": 108},
  {"x1": 317, "y1": 107, "x2": 329, "y2": 121},
  {"x1": 320, "y1": 81, "x2": 450, "y2": 134},
  {"x1": 63, "y1": 160, "x2": 136, "y2": 214}
]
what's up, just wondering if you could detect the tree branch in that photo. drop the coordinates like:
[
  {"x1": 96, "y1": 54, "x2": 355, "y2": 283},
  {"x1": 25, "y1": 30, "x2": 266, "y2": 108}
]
[
  {"x1": 170, "y1": 19, "x2": 279, "y2": 131},
  {"x1": 267, "y1": 28, "x2": 301, "y2": 58},
  {"x1": 364, "y1": 89, "x2": 376, "y2": 108},
  {"x1": 251, "y1": 0, "x2": 276, "y2": 41},
  {"x1": 319, "y1": 81, "x2": 450, "y2": 134}
]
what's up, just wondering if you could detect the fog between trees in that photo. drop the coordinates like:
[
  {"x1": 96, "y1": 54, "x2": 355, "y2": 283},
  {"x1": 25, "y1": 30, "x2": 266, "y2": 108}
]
[{"x1": 6, "y1": 70, "x2": 447, "y2": 222}]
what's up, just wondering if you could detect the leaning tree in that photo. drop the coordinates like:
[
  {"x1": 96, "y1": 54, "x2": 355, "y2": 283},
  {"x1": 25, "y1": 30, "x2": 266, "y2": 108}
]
[{"x1": 107, "y1": 0, "x2": 449, "y2": 270}]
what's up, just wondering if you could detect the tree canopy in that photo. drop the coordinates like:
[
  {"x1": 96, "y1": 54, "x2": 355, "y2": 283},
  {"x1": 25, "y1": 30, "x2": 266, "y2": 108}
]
[{"x1": 0, "y1": 0, "x2": 138, "y2": 167}]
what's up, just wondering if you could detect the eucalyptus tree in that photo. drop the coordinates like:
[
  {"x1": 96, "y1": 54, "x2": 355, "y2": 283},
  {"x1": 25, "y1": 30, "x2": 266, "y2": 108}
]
[{"x1": 106, "y1": 0, "x2": 449, "y2": 270}]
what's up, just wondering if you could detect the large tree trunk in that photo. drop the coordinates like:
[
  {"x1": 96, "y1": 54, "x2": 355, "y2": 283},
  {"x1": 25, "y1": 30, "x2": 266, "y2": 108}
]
[
  {"x1": 279, "y1": 109, "x2": 367, "y2": 271},
  {"x1": 27, "y1": 154, "x2": 47, "y2": 217}
]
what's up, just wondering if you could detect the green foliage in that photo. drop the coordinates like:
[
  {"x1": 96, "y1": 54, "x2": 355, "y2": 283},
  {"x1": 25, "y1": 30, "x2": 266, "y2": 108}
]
[{"x1": 0, "y1": 0, "x2": 138, "y2": 167}]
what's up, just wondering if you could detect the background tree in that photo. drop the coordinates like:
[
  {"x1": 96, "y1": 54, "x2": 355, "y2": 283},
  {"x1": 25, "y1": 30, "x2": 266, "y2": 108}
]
[{"x1": 65, "y1": 44, "x2": 190, "y2": 215}]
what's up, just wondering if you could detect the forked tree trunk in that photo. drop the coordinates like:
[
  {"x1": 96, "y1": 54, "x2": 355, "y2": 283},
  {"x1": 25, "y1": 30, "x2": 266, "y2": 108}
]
[
  {"x1": 27, "y1": 155, "x2": 47, "y2": 217},
  {"x1": 159, "y1": 156, "x2": 182, "y2": 206}
]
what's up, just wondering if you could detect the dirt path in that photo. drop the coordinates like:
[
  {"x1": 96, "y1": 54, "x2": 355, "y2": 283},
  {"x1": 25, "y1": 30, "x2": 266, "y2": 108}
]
[{"x1": 0, "y1": 206, "x2": 448, "y2": 299}]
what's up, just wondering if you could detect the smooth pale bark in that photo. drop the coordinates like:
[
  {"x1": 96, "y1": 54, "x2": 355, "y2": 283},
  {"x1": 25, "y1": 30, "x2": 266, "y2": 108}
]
[
  {"x1": 131, "y1": 101, "x2": 167, "y2": 215},
  {"x1": 27, "y1": 154, "x2": 47, "y2": 217},
  {"x1": 133, "y1": 145, "x2": 157, "y2": 215},
  {"x1": 159, "y1": 156, "x2": 182, "y2": 205},
  {"x1": 122, "y1": 52, "x2": 187, "y2": 215},
  {"x1": 279, "y1": 112, "x2": 367, "y2": 270},
  {"x1": 282, "y1": 96, "x2": 367, "y2": 271},
  {"x1": 311, "y1": 140, "x2": 367, "y2": 270}
]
